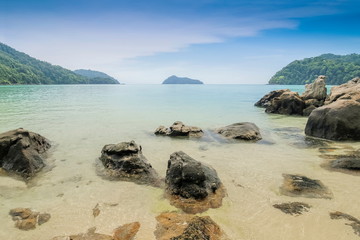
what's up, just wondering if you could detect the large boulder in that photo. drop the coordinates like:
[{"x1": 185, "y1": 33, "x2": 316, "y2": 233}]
[
  {"x1": 154, "y1": 121, "x2": 203, "y2": 138},
  {"x1": 165, "y1": 151, "x2": 226, "y2": 213},
  {"x1": 0, "y1": 128, "x2": 51, "y2": 179},
  {"x1": 265, "y1": 91, "x2": 305, "y2": 115},
  {"x1": 301, "y1": 75, "x2": 327, "y2": 101},
  {"x1": 154, "y1": 212, "x2": 227, "y2": 240},
  {"x1": 325, "y1": 77, "x2": 360, "y2": 104},
  {"x1": 305, "y1": 100, "x2": 360, "y2": 140},
  {"x1": 216, "y1": 122, "x2": 262, "y2": 141},
  {"x1": 99, "y1": 141, "x2": 160, "y2": 186},
  {"x1": 254, "y1": 89, "x2": 290, "y2": 108}
]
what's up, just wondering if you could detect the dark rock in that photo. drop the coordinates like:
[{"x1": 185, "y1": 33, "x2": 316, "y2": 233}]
[
  {"x1": 301, "y1": 75, "x2": 327, "y2": 101},
  {"x1": 165, "y1": 151, "x2": 226, "y2": 213},
  {"x1": 216, "y1": 122, "x2": 262, "y2": 141},
  {"x1": 273, "y1": 202, "x2": 311, "y2": 215},
  {"x1": 113, "y1": 222, "x2": 140, "y2": 240},
  {"x1": 0, "y1": 128, "x2": 51, "y2": 179},
  {"x1": 305, "y1": 100, "x2": 360, "y2": 140},
  {"x1": 255, "y1": 89, "x2": 290, "y2": 107},
  {"x1": 154, "y1": 121, "x2": 203, "y2": 138},
  {"x1": 154, "y1": 212, "x2": 226, "y2": 240},
  {"x1": 280, "y1": 174, "x2": 332, "y2": 199},
  {"x1": 99, "y1": 141, "x2": 160, "y2": 186},
  {"x1": 330, "y1": 211, "x2": 360, "y2": 236},
  {"x1": 331, "y1": 157, "x2": 360, "y2": 170},
  {"x1": 265, "y1": 91, "x2": 305, "y2": 115},
  {"x1": 303, "y1": 105, "x2": 317, "y2": 116}
]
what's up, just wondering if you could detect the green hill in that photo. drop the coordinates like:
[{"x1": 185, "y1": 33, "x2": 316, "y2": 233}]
[
  {"x1": 0, "y1": 42, "x2": 118, "y2": 85},
  {"x1": 269, "y1": 53, "x2": 360, "y2": 85},
  {"x1": 74, "y1": 69, "x2": 119, "y2": 84}
]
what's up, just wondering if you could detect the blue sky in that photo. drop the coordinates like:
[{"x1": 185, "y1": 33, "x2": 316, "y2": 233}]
[{"x1": 0, "y1": 0, "x2": 359, "y2": 84}]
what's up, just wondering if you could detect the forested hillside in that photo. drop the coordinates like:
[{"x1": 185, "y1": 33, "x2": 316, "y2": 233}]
[
  {"x1": 269, "y1": 53, "x2": 360, "y2": 85},
  {"x1": 0, "y1": 43, "x2": 118, "y2": 84}
]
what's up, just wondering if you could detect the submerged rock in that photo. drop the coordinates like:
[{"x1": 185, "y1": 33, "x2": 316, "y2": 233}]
[
  {"x1": 330, "y1": 211, "x2": 360, "y2": 237},
  {"x1": 52, "y1": 223, "x2": 140, "y2": 240},
  {"x1": 113, "y1": 222, "x2": 140, "y2": 240},
  {"x1": 320, "y1": 149, "x2": 360, "y2": 175},
  {"x1": 273, "y1": 202, "x2": 311, "y2": 215},
  {"x1": 9, "y1": 208, "x2": 50, "y2": 230},
  {"x1": 154, "y1": 212, "x2": 227, "y2": 240},
  {"x1": 0, "y1": 128, "x2": 51, "y2": 179},
  {"x1": 165, "y1": 151, "x2": 226, "y2": 213},
  {"x1": 216, "y1": 122, "x2": 262, "y2": 141},
  {"x1": 99, "y1": 141, "x2": 160, "y2": 186},
  {"x1": 280, "y1": 174, "x2": 332, "y2": 199},
  {"x1": 305, "y1": 100, "x2": 360, "y2": 140},
  {"x1": 255, "y1": 89, "x2": 290, "y2": 108},
  {"x1": 155, "y1": 121, "x2": 203, "y2": 138}
]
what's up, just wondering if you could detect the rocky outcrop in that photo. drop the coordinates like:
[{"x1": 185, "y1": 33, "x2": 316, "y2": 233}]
[
  {"x1": 325, "y1": 77, "x2": 360, "y2": 104},
  {"x1": 155, "y1": 121, "x2": 203, "y2": 138},
  {"x1": 255, "y1": 89, "x2": 290, "y2": 107},
  {"x1": 216, "y1": 122, "x2": 262, "y2": 141},
  {"x1": 9, "y1": 208, "x2": 51, "y2": 230},
  {"x1": 280, "y1": 174, "x2": 332, "y2": 199},
  {"x1": 256, "y1": 76, "x2": 328, "y2": 116},
  {"x1": 273, "y1": 202, "x2": 311, "y2": 215},
  {"x1": 305, "y1": 100, "x2": 360, "y2": 140},
  {"x1": 301, "y1": 75, "x2": 327, "y2": 101},
  {"x1": 165, "y1": 151, "x2": 226, "y2": 213},
  {"x1": 305, "y1": 77, "x2": 360, "y2": 140},
  {"x1": 52, "y1": 223, "x2": 140, "y2": 240},
  {"x1": 265, "y1": 91, "x2": 305, "y2": 115},
  {"x1": 154, "y1": 212, "x2": 227, "y2": 240},
  {"x1": 99, "y1": 141, "x2": 160, "y2": 186},
  {"x1": 0, "y1": 128, "x2": 51, "y2": 179}
]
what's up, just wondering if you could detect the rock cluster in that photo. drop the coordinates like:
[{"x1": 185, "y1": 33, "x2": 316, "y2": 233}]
[
  {"x1": 9, "y1": 208, "x2": 51, "y2": 230},
  {"x1": 305, "y1": 77, "x2": 360, "y2": 140},
  {"x1": 216, "y1": 122, "x2": 262, "y2": 141},
  {"x1": 99, "y1": 141, "x2": 159, "y2": 186},
  {"x1": 165, "y1": 151, "x2": 226, "y2": 213},
  {"x1": 154, "y1": 212, "x2": 227, "y2": 240},
  {"x1": 256, "y1": 76, "x2": 327, "y2": 116},
  {"x1": 0, "y1": 128, "x2": 51, "y2": 179},
  {"x1": 155, "y1": 121, "x2": 203, "y2": 138}
]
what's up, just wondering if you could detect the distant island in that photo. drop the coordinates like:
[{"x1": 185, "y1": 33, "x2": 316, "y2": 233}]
[
  {"x1": 269, "y1": 53, "x2": 360, "y2": 85},
  {"x1": 162, "y1": 75, "x2": 204, "y2": 84},
  {"x1": 0, "y1": 42, "x2": 119, "y2": 85}
]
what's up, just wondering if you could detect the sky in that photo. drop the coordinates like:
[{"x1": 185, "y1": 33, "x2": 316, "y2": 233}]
[{"x1": 0, "y1": 0, "x2": 359, "y2": 84}]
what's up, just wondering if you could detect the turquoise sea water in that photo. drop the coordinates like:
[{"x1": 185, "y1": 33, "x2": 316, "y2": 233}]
[{"x1": 0, "y1": 84, "x2": 359, "y2": 240}]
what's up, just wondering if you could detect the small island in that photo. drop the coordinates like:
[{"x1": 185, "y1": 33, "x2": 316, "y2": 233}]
[{"x1": 162, "y1": 75, "x2": 204, "y2": 84}]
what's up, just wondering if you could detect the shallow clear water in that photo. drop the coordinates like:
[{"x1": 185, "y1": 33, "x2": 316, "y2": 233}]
[{"x1": 0, "y1": 84, "x2": 359, "y2": 240}]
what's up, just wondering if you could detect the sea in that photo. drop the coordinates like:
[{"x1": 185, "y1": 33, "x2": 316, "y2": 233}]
[{"x1": 0, "y1": 84, "x2": 359, "y2": 240}]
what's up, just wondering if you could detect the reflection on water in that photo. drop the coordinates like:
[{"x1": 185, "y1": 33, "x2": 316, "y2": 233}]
[{"x1": 0, "y1": 85, "x2": 359, "y2": 240}]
